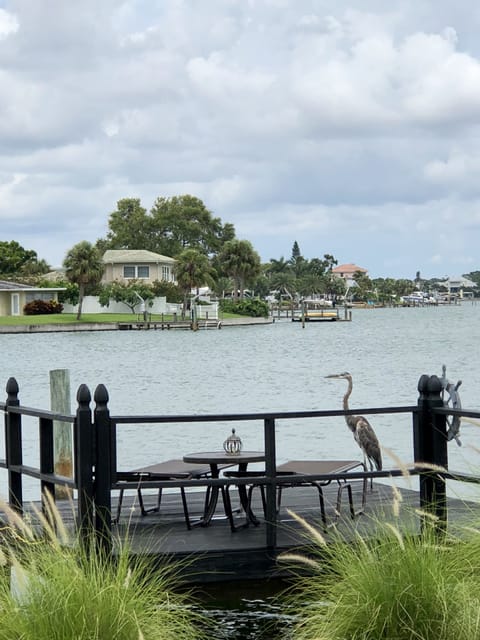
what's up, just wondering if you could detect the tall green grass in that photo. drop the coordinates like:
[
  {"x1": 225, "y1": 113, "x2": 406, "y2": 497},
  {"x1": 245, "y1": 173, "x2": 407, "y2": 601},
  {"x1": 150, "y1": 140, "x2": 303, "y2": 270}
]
[
  {"x1": 0, "y1": 494, "x2": 207, "y2": 640},
  {"x1": 281, "y1": 508, "x2": 480, "y2": 640}
]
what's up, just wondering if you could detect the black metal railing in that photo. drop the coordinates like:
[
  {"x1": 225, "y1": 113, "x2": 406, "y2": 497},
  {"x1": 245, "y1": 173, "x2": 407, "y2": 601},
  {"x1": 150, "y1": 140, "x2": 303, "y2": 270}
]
[{"x1": 1, "y1": 373, "x2": 480, "y2": 553}]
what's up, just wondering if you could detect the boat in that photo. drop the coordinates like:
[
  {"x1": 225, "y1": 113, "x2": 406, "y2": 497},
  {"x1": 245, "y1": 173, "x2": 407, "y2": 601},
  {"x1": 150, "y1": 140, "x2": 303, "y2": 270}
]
[{"x1": 292, "y1": 299, "x2": 340, "y2": 322}]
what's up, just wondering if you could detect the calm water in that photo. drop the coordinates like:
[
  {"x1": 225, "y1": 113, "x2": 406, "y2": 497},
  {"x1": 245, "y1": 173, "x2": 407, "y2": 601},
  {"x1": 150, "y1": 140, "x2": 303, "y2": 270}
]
[
  {"x1": 1, "y1": 303, "x2": 479, "y2": 485},
  {"x1": 1, "y1": 304, "x2": 479, "y2": 638}
]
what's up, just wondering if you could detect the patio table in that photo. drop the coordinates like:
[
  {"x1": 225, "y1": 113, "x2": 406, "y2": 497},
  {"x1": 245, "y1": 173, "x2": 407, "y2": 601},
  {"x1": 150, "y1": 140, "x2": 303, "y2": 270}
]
[{"x1": 183, "y1": 451, "x2": 265, "y2": 529}]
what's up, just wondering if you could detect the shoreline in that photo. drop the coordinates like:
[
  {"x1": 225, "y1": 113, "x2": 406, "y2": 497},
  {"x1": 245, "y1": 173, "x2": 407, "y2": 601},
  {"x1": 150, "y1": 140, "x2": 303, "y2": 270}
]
[{"x1": 0, "y1": 316, "x2": 274, "y2": 334}]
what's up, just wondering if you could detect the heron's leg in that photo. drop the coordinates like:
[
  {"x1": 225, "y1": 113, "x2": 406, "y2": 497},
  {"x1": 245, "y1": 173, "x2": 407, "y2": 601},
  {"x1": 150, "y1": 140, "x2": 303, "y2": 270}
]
[{"x1": 369, "y1": 460, "x2": 375, "y2": 491}]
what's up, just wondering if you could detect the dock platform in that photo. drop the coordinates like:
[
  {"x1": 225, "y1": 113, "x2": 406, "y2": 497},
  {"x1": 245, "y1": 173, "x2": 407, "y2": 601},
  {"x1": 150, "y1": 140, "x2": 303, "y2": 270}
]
[{"x1": 5, "y1": 481, "x2": 476, "y2": 585}]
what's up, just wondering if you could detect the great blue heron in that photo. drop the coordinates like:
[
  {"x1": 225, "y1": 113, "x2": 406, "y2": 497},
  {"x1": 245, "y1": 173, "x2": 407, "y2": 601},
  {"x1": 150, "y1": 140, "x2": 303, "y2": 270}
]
[{"x1": 325, "y1": 372, "x2": 383, "y2": 476}]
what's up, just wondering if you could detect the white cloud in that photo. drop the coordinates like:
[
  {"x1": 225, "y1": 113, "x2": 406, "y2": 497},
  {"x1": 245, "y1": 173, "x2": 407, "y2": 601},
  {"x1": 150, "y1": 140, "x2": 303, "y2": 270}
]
[
  {"x1": 424, "y1": 151, "x2": 480, "y2": 192},
  {"x1": 0, "y1": 8, "x2": 18, "y2": 39},
  {"x1": 0, "y1": 1, "x2": 480, "y2": 276}
]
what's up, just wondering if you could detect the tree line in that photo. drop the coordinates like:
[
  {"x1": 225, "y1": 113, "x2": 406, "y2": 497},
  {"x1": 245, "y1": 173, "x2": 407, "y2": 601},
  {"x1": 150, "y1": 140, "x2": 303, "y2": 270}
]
[{"x1": 1, "y1": 194, "x2": 479, "y2": 318}]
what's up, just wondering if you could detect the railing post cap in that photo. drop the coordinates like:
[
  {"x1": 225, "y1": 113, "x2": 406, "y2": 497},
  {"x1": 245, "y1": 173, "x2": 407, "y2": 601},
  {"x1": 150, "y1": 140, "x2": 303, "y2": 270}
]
[
  {"x1": 6, "y1": 376, "x2": 19, "y2": 396},
  {"x1": 427, "y1": 374, "x2": 442, "y2": 395},
  {"x1": 76, "y1": 384, "x2": 92, "y2": 406},
  {"x1": 94, "y1": 384, "x2": 109, "y2": 407},
  {"x1": 418, "y1": 374, "x2": 430, "y2": 394}
]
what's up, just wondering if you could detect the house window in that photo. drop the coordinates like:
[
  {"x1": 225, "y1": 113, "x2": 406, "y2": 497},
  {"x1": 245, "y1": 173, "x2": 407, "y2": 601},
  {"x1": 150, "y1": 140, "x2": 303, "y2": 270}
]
[
  {"x1": 123, "y1": 265, "x2": 149, "y2": 279},
  {"x1": 123, "y1": 266, "x2": 136, "y2": 278},
  {"x1": 162, "y1": 266, "x2": 171, "y2": 281},
  {"x1": 25, "y1": 292, "x2": 56, "y2": 302},
  {"x1": 137, "y1": 266, "x2": 149, "y2": 278}
]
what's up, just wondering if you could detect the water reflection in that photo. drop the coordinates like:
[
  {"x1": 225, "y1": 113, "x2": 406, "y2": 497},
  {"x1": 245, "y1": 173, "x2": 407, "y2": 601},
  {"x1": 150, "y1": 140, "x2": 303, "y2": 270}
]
[{"x1": 196, "y1": 580, "x2": 296, "y2": 639}]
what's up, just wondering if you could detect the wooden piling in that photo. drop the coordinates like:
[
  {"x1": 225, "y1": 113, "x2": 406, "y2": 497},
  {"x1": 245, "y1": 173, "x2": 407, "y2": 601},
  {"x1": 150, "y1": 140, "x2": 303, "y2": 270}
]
[{"x1": 50, "y1": 369, "x2": 72, "y2": 498}]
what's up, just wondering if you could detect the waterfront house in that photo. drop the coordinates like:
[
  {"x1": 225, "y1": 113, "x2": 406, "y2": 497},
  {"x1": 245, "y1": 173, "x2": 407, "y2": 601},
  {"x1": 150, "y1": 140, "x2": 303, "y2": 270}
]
[
  {"x1": 443, "y1": 275, "x2": 477, "y2": 298},
  {"x1": 0, "y1": 280, "x2": 65, "y2": 316},
  {"x1": 101, "y1": 249, "x2": 176, "y2": 286},
  {"x1": 332, "y1": 263, "x2": 368, "y2": 289}
]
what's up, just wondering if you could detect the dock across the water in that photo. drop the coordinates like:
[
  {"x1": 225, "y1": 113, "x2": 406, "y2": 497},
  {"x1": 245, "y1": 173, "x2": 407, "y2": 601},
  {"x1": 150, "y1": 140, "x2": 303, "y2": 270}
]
[{"x1": 117, "y1": 319, "x2": 222, "y2": 330}]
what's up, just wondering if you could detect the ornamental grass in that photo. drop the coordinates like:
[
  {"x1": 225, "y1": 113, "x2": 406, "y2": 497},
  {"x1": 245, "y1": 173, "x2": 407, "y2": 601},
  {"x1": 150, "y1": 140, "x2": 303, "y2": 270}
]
[
  {"x1": 281, "y1": 507, "x2": 480, "y2": 640},
  {"x1": 0, "y1": 493, "x2": 207, "y2": 640}
]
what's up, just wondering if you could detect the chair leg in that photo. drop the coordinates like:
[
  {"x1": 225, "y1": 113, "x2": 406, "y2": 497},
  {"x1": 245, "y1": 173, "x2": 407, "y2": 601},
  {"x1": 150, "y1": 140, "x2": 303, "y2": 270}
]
[
  {"x1": 277, "y1": 486, "x2": 283, "y2": 512},
  {"x1": 247, "y1": 484, "x2": 267, "y2": 518},
  {"x1": 313, "y1": 484, "x2": 327, "y2": 527},
  {"x1": 355, "y1": 462, "x2": 368, "y2": 516},
  {"x1": 357, "y1": 476, "x2": 368, "y2": 516},
  {"x1": 138, "y1": 488, "x2": 162, "y2": 516},
  {"x1": 334, "y1": 482, "x2": 354, "y2": 520},
  {"x1": 180, "y1": 487, "x2": 192, "y2": 530},
  {"x1": 222, "y1": 486, "x2": 241, "y2": 532},
  {"x1": 115, "y1": 489, "x2": 124, "y2": 523}
]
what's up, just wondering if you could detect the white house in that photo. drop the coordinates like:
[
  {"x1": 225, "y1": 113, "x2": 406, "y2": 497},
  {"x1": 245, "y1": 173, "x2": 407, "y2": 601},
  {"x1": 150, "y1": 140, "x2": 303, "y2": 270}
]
[
  {"x1": 0, "y1": 280, "x2": 65, "y2": 316},
  {"x1": 102, "y1": 249, "x2": 176, "y2": 285}
]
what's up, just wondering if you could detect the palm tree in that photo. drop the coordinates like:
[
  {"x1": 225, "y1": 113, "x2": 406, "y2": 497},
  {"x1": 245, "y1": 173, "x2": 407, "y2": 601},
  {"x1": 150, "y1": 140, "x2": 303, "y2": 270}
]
[
  {"x1": 174, "y1": 248, "x2": 216, "y2": 316},
  {"x1": 217, "y1": 240, "x2": 261, "y2": 300},
  {"x1": 63, "y1": 241, "x2": 104, "y2": 320}
]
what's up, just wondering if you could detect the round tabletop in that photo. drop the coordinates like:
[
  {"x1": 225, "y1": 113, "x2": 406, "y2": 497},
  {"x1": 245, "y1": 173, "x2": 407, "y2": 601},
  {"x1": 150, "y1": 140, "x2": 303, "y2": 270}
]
[{"x1": 183, "y1": 451, "x2": 265, "y2": 465}]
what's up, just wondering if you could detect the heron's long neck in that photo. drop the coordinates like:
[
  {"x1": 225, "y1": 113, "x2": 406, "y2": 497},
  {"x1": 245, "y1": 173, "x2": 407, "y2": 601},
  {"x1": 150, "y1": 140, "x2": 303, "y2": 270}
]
[
  {"x1": 343, "y1": 378, "x2": 356, "y2": 431},
  {"x1": 343, "y1": 378, "x2": 352, "y2": 412}
]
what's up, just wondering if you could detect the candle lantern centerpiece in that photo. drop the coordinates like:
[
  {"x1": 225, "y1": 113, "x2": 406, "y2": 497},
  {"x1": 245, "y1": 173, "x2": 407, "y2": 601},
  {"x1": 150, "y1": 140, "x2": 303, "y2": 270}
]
[{"x1": 223, "y1": 428, "x2": 243, "y2": 455}]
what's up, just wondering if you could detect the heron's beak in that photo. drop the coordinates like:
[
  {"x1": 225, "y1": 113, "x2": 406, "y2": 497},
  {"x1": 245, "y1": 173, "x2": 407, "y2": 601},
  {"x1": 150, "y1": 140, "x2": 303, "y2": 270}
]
[{"x1": 325, "y1": 374, "x2": 339, "y2": 379}]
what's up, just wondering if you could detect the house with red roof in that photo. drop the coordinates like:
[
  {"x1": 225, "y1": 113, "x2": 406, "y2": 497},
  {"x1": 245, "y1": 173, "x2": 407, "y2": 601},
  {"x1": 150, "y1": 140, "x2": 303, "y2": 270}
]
[{"x1": 332, "y1": 263, "x2": 368, "y2": 289}]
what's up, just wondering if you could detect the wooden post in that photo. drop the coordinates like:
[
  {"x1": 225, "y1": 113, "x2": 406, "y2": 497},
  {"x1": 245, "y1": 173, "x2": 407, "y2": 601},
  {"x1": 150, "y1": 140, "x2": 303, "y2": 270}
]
[
  {"x1": 50, "y1": 369, "x2": 72, "y2": 498},
  {"x1": 301, "y1": 299, "x2": 305, "y2": 328},
  {"x1": 191, "y1": 305, "x2": 199, "y2": 331}
]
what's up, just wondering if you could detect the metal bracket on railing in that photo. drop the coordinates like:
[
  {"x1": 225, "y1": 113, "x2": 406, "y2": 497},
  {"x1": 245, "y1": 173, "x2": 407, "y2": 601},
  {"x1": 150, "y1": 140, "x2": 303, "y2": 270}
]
[{"x1": 440, "y1": 365, "x2": 462, "y2": 446}]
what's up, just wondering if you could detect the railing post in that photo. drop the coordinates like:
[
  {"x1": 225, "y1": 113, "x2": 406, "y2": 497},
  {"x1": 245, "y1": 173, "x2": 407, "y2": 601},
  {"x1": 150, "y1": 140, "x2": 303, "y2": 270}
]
[
  {"x1": 5, "y1": 377, "x2": 22, "y2": 512},
  {"x1": 39, "y1": 416, "x2": 55, "y2": 505},
  {"x1": 414, "y1": 374, "x2": 447, "y2": 530},
  {"x1": 264, "y1": 417, "x2": 277, "y2": 549},
  {"x1": 93, "y1": 384, "x2": 113, "y2": 554},
  {"x1": 74, "y1": 384, "x2": 94, "y2": 541}
]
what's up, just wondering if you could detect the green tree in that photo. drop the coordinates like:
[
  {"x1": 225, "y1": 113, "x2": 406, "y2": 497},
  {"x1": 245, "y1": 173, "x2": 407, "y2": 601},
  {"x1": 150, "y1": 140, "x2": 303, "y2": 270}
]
[
  {"x1": 0, "y1": 240, "x2": 42, "y2": 275},
  {"x1": 63, "y1": 241, "x2": 104, "y2": 320},
  {"x1": 150, "y1": 195, "x2": 235, "y2": 256},
  {"x1": 464, "y1": 271, "x2": 480, "y2": 287},
  {"x1": 150, "y1": 279, "x2": 184, "y2": 303},
  {"x1": 352, "y1": 271, "x2": 374, "y2": 302},
  {"x1": 19, "y1": 258, "x2": 51, "y2": 276},
  {"x1": 264, "y1": 257, "x2": 294, "y2": 300},
  {"x1": 288, "y1": 240, "x2": 307, "y2": 279},
  {"x1": 103, "y1": 198, "x2": 152, "y2": 250},
  {"x1": 174, "y1": 248, "x2": 216, "y2": 314},
  {"x1": 98, "y1": 281, "x2": 154, "y2": 314},
  {"x1": 212, "y1": 275, "x2": 235, "y2": 299},
  {"x1": 37, "y1": 278, "x2": 79, "y2": 305},
  {"x1": 217, "y1": 239, "x2": 262, "y2": 301},
  {"x1": 100, "y1": 194, "x2": 236, "y2": 259},
  {"x1": 393, "y1": 279, "x2": 416, "y2": 297},
  {"x1": 291, "y1": 241, "x2": 301, "y2": 261}
]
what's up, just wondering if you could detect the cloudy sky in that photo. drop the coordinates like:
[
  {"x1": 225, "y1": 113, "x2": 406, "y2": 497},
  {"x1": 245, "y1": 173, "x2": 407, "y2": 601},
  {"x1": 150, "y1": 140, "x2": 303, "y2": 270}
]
[{"x1": 1, "y1": 1, "x2": 480, "y2": 278}]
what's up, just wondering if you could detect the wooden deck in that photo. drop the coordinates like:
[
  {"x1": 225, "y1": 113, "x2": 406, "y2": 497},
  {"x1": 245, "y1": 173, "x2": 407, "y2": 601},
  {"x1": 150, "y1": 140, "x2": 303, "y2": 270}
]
[{"x1": 5, "y1": 480, "x2": 476, "y2": 585}]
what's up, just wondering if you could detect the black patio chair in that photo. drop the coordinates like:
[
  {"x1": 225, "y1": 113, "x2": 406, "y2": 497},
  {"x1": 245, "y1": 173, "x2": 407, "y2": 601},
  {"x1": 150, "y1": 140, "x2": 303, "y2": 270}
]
[
  {"x1": 114, "y1": 459, "x2": 221, "y2": 529},
  {"x1": 225, "y1": 459, "x2": 367, "y2": 529}
]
